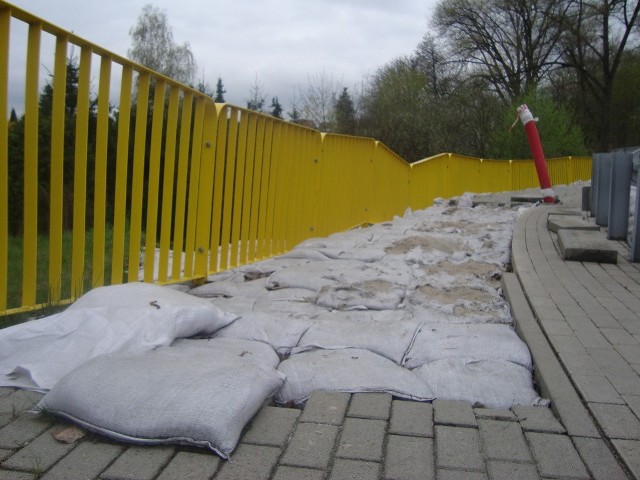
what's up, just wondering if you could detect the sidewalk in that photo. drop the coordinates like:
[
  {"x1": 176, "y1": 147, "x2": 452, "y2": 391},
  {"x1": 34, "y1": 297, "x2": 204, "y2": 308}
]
[{"x1": 0, "y1": 200, "x2": 638, "y2": 479}]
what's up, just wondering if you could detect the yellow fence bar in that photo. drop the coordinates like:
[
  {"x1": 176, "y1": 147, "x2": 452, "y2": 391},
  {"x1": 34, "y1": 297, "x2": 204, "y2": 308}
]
[
  {"x1": 70, "y1": 46, "x2": 92, "y2": 299},
  {"x1": 21, "y1": 21, "x2": 41, "y2": 308},
  {"x1": 0, "y1": 0, "x2": 593, "y2": 316},
  {"x1": 111, "y1": 65, "x2": 133, "y2": 286},
  {"x1": 92, "y1": 56, "x2": 111, "y2": 288},
  {"x1": 47, "y1": 35, "x2": 67, "y2": 303},
  {"x1": 0, "y1": 7, "x2": 8, "y2": 311}
]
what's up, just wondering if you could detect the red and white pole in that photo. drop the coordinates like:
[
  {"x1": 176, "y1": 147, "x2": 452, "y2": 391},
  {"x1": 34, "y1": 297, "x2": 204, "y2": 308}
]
[{"x1": 517, "y1": 104, "x2": 555, "y2": 203}]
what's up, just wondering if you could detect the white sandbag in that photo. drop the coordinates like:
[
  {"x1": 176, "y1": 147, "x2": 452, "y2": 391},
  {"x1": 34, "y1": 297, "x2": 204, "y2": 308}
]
[
  {"x1": 171, "y1": 337, "x2": 280, "y2": 368},
  {"x1": 316, "y1": 280, "x2": 406, "y2": 311},
  {"x1": 213, "y1": 312, "x2": 313, "y2": 355},
  {"x1": 278, "y1": 248, "x2": 332, "y2": 261},
  {"x1": 238, "y1": 257, "x2": 316, "y2": 281},
  {"x1": 318, "y1": 248, "x2": 387, "y2": 263},
  {"x1": 0, "y1": 283, "x2": 238, "y2": 391},
  {"x1": 415, "y1": 358, "x2": 545, "y2": 409},
  {"x1": 290, "y1": 311, "x2": 421, "y2": 364},
  {"x1": 252, "y1": 288, "x2": 326, "y2": 317},
  {"x1": 36, "y1": 347, "x2": 284, "y2": 458},
  {"x1": 265, "y1": 260, "x2": 365, "y2": 291},
  {"x1": 276, "y1": 348, "x2": 433, "y2": 404},
  {"x1": 189, "y1": 277, "x2": 268, "y2": 299},
  {"x1": 403, "y1": 323, "x2": 532, "y2": 370}
]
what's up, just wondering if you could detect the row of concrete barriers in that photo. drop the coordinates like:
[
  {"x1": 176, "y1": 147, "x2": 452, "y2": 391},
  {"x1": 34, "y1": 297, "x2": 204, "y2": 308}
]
[{"x1": 589, "y1": 147, "x2": 640, "y2": 260}]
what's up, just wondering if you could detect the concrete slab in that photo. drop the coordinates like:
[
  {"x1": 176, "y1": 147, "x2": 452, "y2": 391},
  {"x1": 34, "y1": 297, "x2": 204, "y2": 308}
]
[
  {"x1": 557, "y1": 229, "x2": 618, "y2": 263},
  {"x1": 547, "y1": 215, "x2": 600, "y2": 233}
]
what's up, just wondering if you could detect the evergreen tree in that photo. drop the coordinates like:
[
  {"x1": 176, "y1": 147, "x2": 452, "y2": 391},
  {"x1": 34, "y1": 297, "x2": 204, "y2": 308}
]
[
  {"x1": 246, "y1": 74, "x2": 266, "y2": 113},
  {"x1": 334, "y1": 87, "x2": 356, "y2": 134},
  {"x1": 270, "y1": 97, "x2": 283, "y2": 119},
  {"x1": 214, "y1": 78, "x2": 226, "y2": 102},
  {"x1": 9, "y1": 108, "x2": 17, "y2": 123}
]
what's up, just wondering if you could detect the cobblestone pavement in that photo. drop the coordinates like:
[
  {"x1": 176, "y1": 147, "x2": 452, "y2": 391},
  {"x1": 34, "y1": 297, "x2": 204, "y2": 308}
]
[{"x1": 1, "y1": 200, "x2": 639, "y2": 479}]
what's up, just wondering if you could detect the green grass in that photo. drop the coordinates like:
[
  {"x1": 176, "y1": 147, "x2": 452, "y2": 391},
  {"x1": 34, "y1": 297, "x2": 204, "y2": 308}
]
[{"x1": 3, "y1": 225, "x2": 131, "y2": 329}]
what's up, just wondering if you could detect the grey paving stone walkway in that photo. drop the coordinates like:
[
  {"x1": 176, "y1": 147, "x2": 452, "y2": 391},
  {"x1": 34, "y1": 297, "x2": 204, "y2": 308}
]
[
  {"x1": 1, "y1": 200, "x2": 639, "y2": 479},
  {"x1": 511, "y1": 205, "x2": 640, "y2": 479}
]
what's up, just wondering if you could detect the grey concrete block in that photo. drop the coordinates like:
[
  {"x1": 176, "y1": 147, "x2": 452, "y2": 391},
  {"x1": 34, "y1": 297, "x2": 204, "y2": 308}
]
[
  {"x1": 550, "y1": 335, "x2": 587, "y2": 354},
  {"x1": 347, "y1": 393, "x2": 392, "y2": 420},
  {"x1": 485, "y1": 461, "x2": 540, "y2": 480},
  {"x1": 329, "y1": 458, "x2": 380, "y2": 480},
  {"x1": 433, "y1": 400, "x2": 477, "y2": 428},
  {"x1": 557, "y1": 351, "x2": 600, "y2": 376},
  {"x1": 1, "y1": 426, "x2": 76, "y2": 473},
  {"x1": 215, "y1": 444, "x2": 281, "y2": 480},
  {"x1": 101, "y1": 446, "x2": 175, "y2": 480},
  {"x1": 336, "y1": 418, "x2": 386, "y2": 462},
  {"x1": 588, "y1": 403, "x2": 640, "y2": 440},
  {"x1": 281, "y1": 422, "x2": 338, "y2": 469},
  {"x1": 384, "y1": 435, "x2": 434, "y2": 480},
  {"x1": 0, "y1": 391, "x2": 43, "y2": 418},
  {"x1": 624, "y1": 394, "x2": 640, "y2": 418},
  {"x1": 40, "y1": 441, "x2": 124, "y2": 480},
  {"x1": 389, "y1": 400, "x2": 433, "y2": 437},
  {"x1": 615, "y1": 344, "x2": 640, "y2": 364},
  {"x1": 512, "y1": 406, "x2": 565, "y2": 434},
  {"x1": 472, "y1": 409, "x2": 516, "y2": 422},
  {"x1": 435, "y1": 426, "x2": 484, "y2": 472},
  {"x1": 156, "y1": 451, "x2": 220, "y2": 480},
  {"x1": 300, "y1": 391, "x2": 350, "y2": 426},
  {"x1": 611, "y1": 439, "x2": 640, "y2": 480},
  {"x1": 477, "y1": 420, "x2": 532, "y2": 463},
  {"x1": 557, "y1": 229, "x2": 618, "y2": 263},
  {"x1": 0, "y1": 448, "x2": 11, "y2": 461},
  {"x1": 0, "y1": 415, "x2": 52, "y2": 449},
  {"x1": 547, "y1": 215, "x2": 599, "y2": 233},
  {"x1": 525, "y1": 432, "x2": 589, "y2": 479},
  {"x1": 608, "y1": 373, "x2": 640, "y2": 396},
  {"x1": 272, "y1": 465, "x2": 325, "y2": 480},
  {"x1": 571, "y1": 374, "x2": 625, "y2": 404},
  {"x1": 601, "y1": 328, "x2": 638, "y2": 345},
  {"x1": 572, "y1": 437, "x2": 628, "y2": 480},
  {"x1": 242, "y1": 406, "x2": 300, "y2": 447}
]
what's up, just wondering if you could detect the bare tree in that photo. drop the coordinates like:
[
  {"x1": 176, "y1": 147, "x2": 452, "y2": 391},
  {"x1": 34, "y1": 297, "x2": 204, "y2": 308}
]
[
  {"x1": 433, "y1": 0, "x2": 568, "y2": 101},
  {"x1": 559, "y1": 0, "x2": 640, "y2": 149},
  {"x1": 246, "y1": 73, "x2": 266, "y2": 113},
  {"x1": 298, "y1": 70, "x2": 340, "y2": 131},
  {"x1": 128, "y1": 4, "x2": 197, "y2": 85}
]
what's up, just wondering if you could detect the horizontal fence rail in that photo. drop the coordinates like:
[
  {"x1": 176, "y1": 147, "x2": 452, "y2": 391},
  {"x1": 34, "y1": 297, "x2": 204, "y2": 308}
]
[{"x1": 0, "y1": 1, "x2": 591, "y2": 315}]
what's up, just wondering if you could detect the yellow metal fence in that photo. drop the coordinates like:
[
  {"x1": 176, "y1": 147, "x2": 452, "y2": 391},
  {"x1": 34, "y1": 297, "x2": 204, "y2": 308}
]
[{"x1": 0, "y1": 1, "x2": 591, "y2": 315}]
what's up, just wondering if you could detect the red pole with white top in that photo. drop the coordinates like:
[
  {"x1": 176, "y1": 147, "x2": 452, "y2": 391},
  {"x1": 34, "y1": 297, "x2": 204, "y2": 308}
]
[{"x1": 516, "y1": 104, "x2": 556, "y2": 203}]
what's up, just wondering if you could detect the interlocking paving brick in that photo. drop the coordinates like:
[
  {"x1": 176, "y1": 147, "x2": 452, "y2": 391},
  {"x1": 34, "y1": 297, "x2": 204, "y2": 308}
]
[
  {"x1": 571, "y1": 374, "x2": 625, "y2": 404},
  {"x1": 551, "y1": 335, "x2": 588, "y2": 354},
  {"x1": 435, "y1": 426, "x2": 484, "y2": 472},
  {"x1": 557, "y1": 351, "x2": 601, "y2": 376},
  {"x1": 101, "y1": 445, "x2": 175, "y2": 480},
  {"x1": 300, "y1": 391, "x2": 350, "y2": 426},
  {"x1": 389, "y1": 400, "x2": 433, "y2": 437},
  {"x1": 588, "y1": 403, "x2": 640, "y2": 440},
  {"x1": 1, "y1": 426, "x2": 76, "y2": 472},
  {"x1": 433, "y1": 400, "x2": 476, "y2": 428},
  {"x1": 329, "y1": 458, "x2": 379, "y2": 480},
  {"x1": 477, "y1": 420, "x2": 531, "y2": 463},
  {"x1": 156, "y1": 451, "x2": 220, "y2": 480},
  {"x1": 623, "y1": 394, "x2": 640, "y2": 418},
  {"x1": 281, "y1": 423, "x2": 339, "y2": 469},
  {"x1": 512, "y1": 406, "x2": 565, "y2": 434},
  {"x1": 272, "y1": 465, "x2": 325, "y2": 480},
  {"x1": 0, "y1": 470, "x2": 36, "y2": 479},
  {"x1": 525, "y1": 432, "x2": 589, "y2": 479},
  {"x1": 486, "y1": 460, "x2": 539, "y2": 480},
  {"x1": 572, "y1": 437, "x2": 628, "y2": 480},
  {"x1": 384, "y1": 435, "x2": 434, "y2": 480},
  {"x1": 336, "y1": 418, "x2": 385, "y2": 462},
  {"x1": 242, "y1": 406, "x2": 300, "y2": 447},
  {"x1": 0, "y1": 391, "x2": 43, "y2": 422},
  {"x1": 215, "y1": 443, "x2": 280, "y2": 480},
  {"x1": 435, "y1": 469, "x2": 488, "y2": 480},
  {"x1": 615, "y1": 344, "x2": 640, "y2": 364},
  {"x1": 347, "y1": 393, "x2": 391, "y2": 420},
  {"x1": 0, "y1": 415, "x2": 52, "y2": 449},
  {"x1": 473, "y1": 409, "x2": 516, "y2": 422},
  {"x1": 601, "y1": 328, "x2": 638, "y2": 345},
  {"x1": 39, "y1": 441, "x2": 124, "y2": 480},
  {"x1": 0, "y1": 448, "x2": 11, "y2": 461},
  {"x1": 611, "y1": 439, "x2": 640, "y2": 479},
  {"x1": 608, "y1": 372, "x2": 640, "y2": 395}
]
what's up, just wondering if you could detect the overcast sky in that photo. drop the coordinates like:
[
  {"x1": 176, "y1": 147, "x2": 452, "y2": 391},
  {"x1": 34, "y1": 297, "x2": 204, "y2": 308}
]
[{"x1": 7, "y1": 0, "x2": 438, "y2": 113}]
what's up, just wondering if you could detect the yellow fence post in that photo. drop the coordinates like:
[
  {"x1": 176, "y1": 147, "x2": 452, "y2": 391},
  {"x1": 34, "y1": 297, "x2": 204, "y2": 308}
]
[{"x1": 0, "y1": 7, "x2": 8, "y2": 311}]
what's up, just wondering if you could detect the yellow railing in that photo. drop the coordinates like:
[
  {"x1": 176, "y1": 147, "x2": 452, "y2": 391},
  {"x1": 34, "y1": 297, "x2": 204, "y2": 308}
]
[{"x1": 0, "y1": 1, "x2": 591, "y2": 315}]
